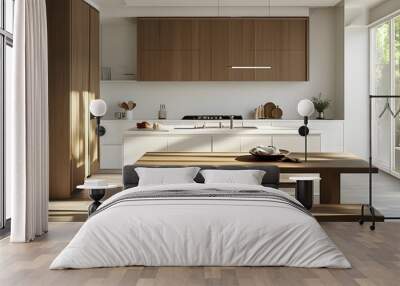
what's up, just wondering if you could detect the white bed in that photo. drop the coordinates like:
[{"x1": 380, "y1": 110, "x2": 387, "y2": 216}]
[{"x1": 50, "y1": 183, "x2": 351, "y2": 269}]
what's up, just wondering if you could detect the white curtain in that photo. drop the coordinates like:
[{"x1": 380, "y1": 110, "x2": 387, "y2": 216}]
[{"x1": 9, "y1": 0, "x2": 49, "y2": 242}]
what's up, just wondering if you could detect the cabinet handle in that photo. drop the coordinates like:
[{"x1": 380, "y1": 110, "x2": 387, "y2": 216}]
[{"x1": 229, "y1": 66, "x2": 272, "y2": 70}]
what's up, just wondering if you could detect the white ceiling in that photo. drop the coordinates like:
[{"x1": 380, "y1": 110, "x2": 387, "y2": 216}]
[
  {"x1": 345, "y1": 0, "x2": 388, "y2": 26},
  {"x1": 92, "y1": 0, "x2": 352, "y2": 18},
  {"x1": 94, "y1": 0, "x2": 343, "y2": 8}
]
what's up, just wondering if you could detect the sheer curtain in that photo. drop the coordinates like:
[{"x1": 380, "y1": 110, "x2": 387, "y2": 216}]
[{"x1": 9, "y1": 0, "x2": 49, "y2": 242}]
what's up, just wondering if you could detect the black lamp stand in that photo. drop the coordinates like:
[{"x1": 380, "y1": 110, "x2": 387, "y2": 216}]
[
  {"x1": 298, "y1": 116, "x2": 310, "y2": 162},
  {"x1": 91, "y1": 115, "x2": 106, "y2": 137}
]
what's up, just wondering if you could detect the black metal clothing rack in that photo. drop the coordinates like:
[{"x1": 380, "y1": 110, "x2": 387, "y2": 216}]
[{"x1": 359, "y1": 95, "x2": 400, "y2": 230}]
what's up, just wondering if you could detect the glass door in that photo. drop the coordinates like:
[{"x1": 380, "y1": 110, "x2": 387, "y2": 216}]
[
  {"x1": 1, "y1": 0, "x2": 14, "y2": 229},
  {"x1": 371, "y1": 21, "x2": 392, "y2": 172},
  {"x1": 394, "y1": 16, "x2": 400, "y2": 173}
]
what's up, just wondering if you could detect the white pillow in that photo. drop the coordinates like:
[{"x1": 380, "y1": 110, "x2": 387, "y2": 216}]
[
  {"x1": 135, "y1": 167, "x2": 201, "y2": 186},
  {"x1": 200, "y1": 169, "x2": 266, "y2": 185}
]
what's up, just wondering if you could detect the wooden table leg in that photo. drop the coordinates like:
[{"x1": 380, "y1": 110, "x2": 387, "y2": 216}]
[{"x1": 319, "y1": 170, "x2": 340, "y2": 204}]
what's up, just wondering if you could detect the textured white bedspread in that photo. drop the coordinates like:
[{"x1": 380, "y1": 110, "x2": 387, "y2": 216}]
[{"x1": 50, "y1": 183, "x2": 351, "y2": 269}]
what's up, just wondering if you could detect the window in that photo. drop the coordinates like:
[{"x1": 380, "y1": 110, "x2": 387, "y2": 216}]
[
  {"x1": 1, "y1": 0, "x2": 14, "y2": 229},
  {"x1": 370, "y1": 14, "x2": 400, "y2": 177}
]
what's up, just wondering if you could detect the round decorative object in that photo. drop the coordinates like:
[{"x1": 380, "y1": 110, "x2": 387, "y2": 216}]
[
  {"x1": 90, "y1": 99, "x2": 107, "y2": 117},
  {"x1": 264, "y1": 102, "x2": 276, "y2": 119},
  {"x1": 298, "y1": 125, "x2": 310, "y2": 136},
  {"x1": 271, "y1": 105, "x2": 283, "y2": 119},
  {"x1": 96, "y1": 125, "x2": 106, "y2": 136},
  {"x1": 297, "y1": 99, "x2": 315, "y2": 117}
]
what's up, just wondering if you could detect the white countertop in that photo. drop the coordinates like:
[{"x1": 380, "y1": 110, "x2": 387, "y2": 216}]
[{"x1": 124, "y1": 126, "x2": 322, "y2": 135}]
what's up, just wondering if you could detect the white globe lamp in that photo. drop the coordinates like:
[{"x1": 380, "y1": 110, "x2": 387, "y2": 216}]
[
  {"x1": 90, "y1": 99, "x2": 107, "y2": 136},
  {"x1": 90, "y1": 99, "x2": 107, "y2": 117},
  {"x1": 297, "y1": 99, "x2": 315, "y2": 117},
  {"x1": 297, "y1": 99, "x2": 315, "y2": 162}
]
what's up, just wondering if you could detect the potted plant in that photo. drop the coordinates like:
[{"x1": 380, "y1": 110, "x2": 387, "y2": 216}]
[{"x1": 311, "y1": 93, "x2": 330, "y2": 119}]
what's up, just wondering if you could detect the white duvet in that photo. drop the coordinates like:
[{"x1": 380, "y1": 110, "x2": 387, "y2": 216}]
[{"x1": 50, "y1": 183, "x2": 351, "y2": 269}]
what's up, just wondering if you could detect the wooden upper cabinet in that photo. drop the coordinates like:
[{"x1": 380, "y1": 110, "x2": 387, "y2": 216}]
[
  {"x1": 254, "y1": 18, "x2": 308, "y2": 81},
  {"x1": 229, "y1": 19, "x2": 255, "y2": 81},
  {"x1": 210, "y1": 19, "x2": 230, "y2": 81},
  {"x1": 137, "y1": 17, "x2": 308, "y2": 81},
  {"x1": 195, "y1": 20, "x2": 212, "y2": 81},
  {"x1": 138, "y1": 18, "x2": 201, "y2": 81}
]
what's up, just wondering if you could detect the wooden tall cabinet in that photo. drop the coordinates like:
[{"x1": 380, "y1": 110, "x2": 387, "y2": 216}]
[
  {"x1": 47, "y1": 0, "x2": 100, "y2": 199},
  {"x1": 137, "y1": 17, "x2": 309, "y2": 81}
]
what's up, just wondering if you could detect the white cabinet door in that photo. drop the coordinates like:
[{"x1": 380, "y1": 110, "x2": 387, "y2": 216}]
[
  {"x1": 241, "y1": 136, "x2": 273, "y2": 152},
  {"x1": 272, "y1": 135, "x2": 321, "y2": 152},
  {"x1": 124, "y1": 136, "x2": 168, "y2": 165},
  {"x1": 100, "y1": 121, "x2": 135, "y2": 145},
  {"x1": 213, "y1": 135, "x2": 241, "y2": 152},
  {"x1": 309, "y1": 121, "x2": 344, "y2": 152},
  {"x1": 100, "y1": 145, "x2": 123, "y2": 169},
  {"x1": 212, "y1": 135, "x2": 273, "y2": 152},
  {"x1": 168, "y1": 135, "x2": 212, "y2": 152}
]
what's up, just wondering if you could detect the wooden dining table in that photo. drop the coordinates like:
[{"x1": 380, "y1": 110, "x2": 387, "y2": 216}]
[{"x1": 135, "y1": 152, "x2": 379, "y2": 205}]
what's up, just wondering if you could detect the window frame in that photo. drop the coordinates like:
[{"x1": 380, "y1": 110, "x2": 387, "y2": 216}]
[
  {"x1": 0, "y1": 0, "x2": 13, "y2": 230},
  {"x1": 370, "y1": 12, "x2": 400, "y2": 177}
]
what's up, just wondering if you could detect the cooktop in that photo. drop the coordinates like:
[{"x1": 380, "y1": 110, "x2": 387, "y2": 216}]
[{"x1": 182, "y1": 115, "x2": 243, "y2": 120}]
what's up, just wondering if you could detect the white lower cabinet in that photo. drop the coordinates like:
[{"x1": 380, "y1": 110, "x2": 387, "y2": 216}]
[
  {"x1": 167, "y1": 135, "x2": 212, "y2": 152},
  {"x1": 123, "y1": 136, "x2": 168, "y2": 166},
  {"x1": 110, "y1": 133, "x2": 323, "y2": 169},
  {"x1": 241, "y1": 136, "x2": 273, "y2": 152},
  {"x1": 213, "y1": 135, "x2": 273, "y2": 152},
  {"x1": 213, "y1": 136, "x2": 241, "y2": 152},
  {"x1": 100, "y1": 145, "x2": 123, "y2": 169},
  {"x1": 273, "y1": 135, "x2": 321, "y2": 152},
  {"x1": 100, "y1": 119, "x2": 343, "y2": 169},
  {"x1": 120, "y1": 134, "x2": 322, "y2": 168}
]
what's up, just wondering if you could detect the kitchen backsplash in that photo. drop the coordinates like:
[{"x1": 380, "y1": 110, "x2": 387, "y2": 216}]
[{"x1": 100, "y1": 81, "x2": 340, "y2": 121}]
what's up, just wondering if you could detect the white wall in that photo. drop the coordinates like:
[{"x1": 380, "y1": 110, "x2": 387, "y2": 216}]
[
  {"x1": 335, "y1": 3, "x2": 345, "y2": 120},
  {"x1": 100, "y1": 8, "x2": 343, "y2": 120},
  {"x1": 344, "y1": 26, "x2": 369, "y2": 159},
  {"x1": 343, "y1": 0, "x2": 370, "y2": 160}
]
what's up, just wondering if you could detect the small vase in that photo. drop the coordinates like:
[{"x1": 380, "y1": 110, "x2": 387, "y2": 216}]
[
  {"x1": 317, "y1": 111, "x2": 325, "y2": 119},
  {"x1": 126, "y1": 110, "x2": 134, "y2": 120}
]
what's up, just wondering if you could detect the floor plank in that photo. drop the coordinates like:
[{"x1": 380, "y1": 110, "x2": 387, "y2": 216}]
[{"x1": 0, "y1": 222, "x2": 398, "y2": 286}]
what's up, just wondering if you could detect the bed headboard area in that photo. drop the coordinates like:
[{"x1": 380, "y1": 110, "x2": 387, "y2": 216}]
[{"x1": 123, "y1": 165, "x2": 280, "y2": 189}]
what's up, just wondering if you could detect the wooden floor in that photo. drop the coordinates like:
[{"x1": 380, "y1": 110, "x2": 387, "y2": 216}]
[{"x1": 0, "y1": 222, "x2": 398, "y2": 286}]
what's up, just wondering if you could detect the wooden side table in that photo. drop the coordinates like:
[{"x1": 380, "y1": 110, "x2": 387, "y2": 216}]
[
  {"x1": 289, "y1": 176, "x2": 321, "y2": 210},
  {"x1": 76, "y1": 184, "x2": 120, "y2": 215}
]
